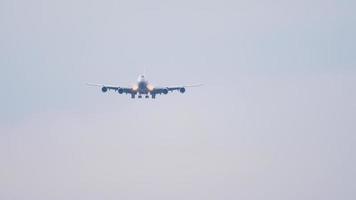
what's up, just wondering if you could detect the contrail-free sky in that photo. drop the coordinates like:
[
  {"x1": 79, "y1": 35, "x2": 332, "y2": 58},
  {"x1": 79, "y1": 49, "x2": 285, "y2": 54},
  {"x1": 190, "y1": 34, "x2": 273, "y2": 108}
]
[{"x1": 1, "y1": 0, "x2": 355, "y2": 199}]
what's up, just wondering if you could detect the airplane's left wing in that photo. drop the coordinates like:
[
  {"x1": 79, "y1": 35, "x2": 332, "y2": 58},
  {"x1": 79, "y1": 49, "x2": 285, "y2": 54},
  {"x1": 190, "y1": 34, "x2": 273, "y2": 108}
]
[
  {"x1": 152, "y1": 84, "x2": 203, "y2": 95},
  {"x1": 167, "y1": 84, "x2": 203, "y2": 91}
]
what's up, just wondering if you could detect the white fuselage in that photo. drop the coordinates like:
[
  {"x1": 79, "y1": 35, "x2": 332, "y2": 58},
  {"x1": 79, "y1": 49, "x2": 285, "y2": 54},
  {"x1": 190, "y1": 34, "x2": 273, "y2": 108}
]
[{"x1": 136, "y1": 75, "x2": 150, "y2": 95}]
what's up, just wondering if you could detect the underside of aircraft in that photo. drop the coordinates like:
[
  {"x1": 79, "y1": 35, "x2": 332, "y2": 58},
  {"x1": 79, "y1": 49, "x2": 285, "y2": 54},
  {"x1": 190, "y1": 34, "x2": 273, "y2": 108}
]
[{"x1": 88, "y1": 75, "x2": 202, "y2": 99}]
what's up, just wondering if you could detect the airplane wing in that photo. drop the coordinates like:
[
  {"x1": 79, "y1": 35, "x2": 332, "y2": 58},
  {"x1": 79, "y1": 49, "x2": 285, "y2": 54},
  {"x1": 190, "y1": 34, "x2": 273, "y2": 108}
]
[
  {"x1": 153, "y1": 84, "x2": 203, "y2": 94},
  {"x1": 167, "y1": 84, "x2": 203, "y2": 91},
  {"x1": 87, "y1": 83, "x2": 133, "y2": 94}
]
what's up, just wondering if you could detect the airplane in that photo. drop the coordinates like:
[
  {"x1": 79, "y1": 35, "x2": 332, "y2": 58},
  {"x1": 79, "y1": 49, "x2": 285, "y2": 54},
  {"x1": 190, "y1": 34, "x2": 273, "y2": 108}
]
[{"x1": 87, "y1": 74, "x2": 202, "y2": 99}]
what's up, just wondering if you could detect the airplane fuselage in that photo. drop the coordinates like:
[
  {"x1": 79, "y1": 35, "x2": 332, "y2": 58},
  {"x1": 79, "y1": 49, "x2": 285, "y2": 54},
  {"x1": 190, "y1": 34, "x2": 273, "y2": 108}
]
[
  {"x1": 138, "y1": 80, "x2": 149, "y2": 94},
  {"x1": 135, "y1": 75, "x2": 152, "y2": 96}
]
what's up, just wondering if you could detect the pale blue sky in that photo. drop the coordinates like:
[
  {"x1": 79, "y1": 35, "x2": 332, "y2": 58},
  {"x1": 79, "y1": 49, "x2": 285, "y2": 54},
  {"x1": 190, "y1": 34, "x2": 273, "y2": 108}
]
[{"x1": 1, "y1": 0, "x2": 355, "y2": 199}]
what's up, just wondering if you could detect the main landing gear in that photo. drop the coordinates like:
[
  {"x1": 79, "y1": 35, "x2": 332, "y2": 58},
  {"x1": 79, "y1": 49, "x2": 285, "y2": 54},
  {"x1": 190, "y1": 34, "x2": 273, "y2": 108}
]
[{"x1": 133, "y1": 93, "x2": 155, "y2": 99}]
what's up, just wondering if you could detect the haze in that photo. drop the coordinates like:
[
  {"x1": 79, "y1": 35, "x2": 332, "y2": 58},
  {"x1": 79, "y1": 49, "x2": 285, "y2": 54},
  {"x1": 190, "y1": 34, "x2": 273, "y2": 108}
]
[{"x1": 1, "y1": 0, "x2": 355, "y2": 199}]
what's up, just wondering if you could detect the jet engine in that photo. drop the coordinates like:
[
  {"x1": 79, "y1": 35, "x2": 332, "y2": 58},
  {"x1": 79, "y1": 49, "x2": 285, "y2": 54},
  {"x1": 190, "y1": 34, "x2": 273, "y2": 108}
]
[
  {"x1": 163, "y1": 89, "x2": 168, "y2": 94},
  {"x1": 180, "y1": 88, "x2": 186, "y2": 93},
  {"x1": 101, "y1": 87, "x2": 108, "y2": 93},
  {"x1": 118, "y1": 88, "x2": 124, "y2": 94}
]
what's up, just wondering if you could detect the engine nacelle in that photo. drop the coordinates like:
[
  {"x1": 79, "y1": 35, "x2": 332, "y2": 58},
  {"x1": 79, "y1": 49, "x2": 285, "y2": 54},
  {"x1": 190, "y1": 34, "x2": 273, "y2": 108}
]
[
  {"x1": 180, "y1": 87, "x2": 186, "y2": 93},
  {"x1": 163, "y1": 89, "x2": 168, "y2": 94},
  {"x1": 101, "y1": 87, "x2": 108, "y2": 93},
  {"x1": 118, "y1": 88, "x2": 124, "y2": 94}
]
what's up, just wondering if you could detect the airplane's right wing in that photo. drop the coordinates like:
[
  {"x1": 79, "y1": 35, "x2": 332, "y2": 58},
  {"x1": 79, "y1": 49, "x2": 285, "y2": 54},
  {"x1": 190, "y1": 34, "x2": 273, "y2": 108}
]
[{"x1": 87, "y1": 83, "x2": 133, "y2": 94}]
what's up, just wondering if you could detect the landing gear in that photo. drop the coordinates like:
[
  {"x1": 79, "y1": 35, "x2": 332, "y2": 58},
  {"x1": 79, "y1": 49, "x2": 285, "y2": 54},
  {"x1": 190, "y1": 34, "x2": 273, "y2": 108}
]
[
  {"x1": 138, "y1": 95, "x2": 142, "y2": 98},
  {"x1": 131, "y1": 94, "x2": 136, "y2": 99},
  {"x1": 145, "y1": 95, "x2": 149, "y2": 98},
  {"x1": 151, "y1": 94, "x2": 156, "y2": 99}
]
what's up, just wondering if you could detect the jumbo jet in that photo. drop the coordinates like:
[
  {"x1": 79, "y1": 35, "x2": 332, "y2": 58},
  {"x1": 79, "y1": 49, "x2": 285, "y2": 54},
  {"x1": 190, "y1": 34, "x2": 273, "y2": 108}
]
[{"x1": 87, "y1": 75, "x2": 202, "y2": 99}]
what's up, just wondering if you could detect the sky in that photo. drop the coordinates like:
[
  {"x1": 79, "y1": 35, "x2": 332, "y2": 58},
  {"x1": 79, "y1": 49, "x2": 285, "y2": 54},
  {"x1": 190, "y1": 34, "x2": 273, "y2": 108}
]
[{"x1": 1, "y1": 0, "x2": 355, "y2": 199}]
